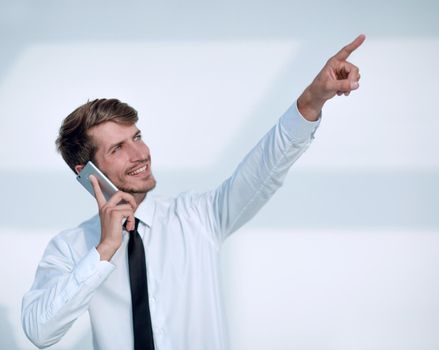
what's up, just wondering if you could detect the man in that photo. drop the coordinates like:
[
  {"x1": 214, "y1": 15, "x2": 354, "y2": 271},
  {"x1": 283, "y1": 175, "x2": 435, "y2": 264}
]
[{"x1": 22, "y1": 35, "x2": 365, "y2": 350}]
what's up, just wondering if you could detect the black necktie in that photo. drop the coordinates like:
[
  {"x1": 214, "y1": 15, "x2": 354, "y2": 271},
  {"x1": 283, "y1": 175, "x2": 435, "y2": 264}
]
[{"x1": 127, "y1": 218, "x2": 155, "y2": 350}]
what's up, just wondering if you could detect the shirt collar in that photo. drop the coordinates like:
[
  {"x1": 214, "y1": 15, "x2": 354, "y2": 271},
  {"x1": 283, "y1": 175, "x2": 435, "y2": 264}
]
[{"x1": 135, "y1": 192, "x2": 156, "y2": 228}]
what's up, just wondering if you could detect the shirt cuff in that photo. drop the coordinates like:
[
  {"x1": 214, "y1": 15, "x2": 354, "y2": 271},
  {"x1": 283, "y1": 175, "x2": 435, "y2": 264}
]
[
  {"x1": 73, "y1": 248, "x2": 115, "y2": 284},
  {"x1": 279, "y1": 100, "x2": 321, "y2": 142},
  {"x1": 55, "y1": 248, "x2": 115, "y2": 311}
]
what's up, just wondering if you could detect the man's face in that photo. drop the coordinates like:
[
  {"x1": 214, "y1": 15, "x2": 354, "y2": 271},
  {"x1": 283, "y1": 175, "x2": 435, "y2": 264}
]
[{"x1": 87, "y1": 121, "x2": 156, "y2": 196}]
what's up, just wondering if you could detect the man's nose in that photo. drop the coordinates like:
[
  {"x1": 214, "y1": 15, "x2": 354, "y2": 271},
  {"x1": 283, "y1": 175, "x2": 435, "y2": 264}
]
[{"x1": 128, "y1": 142, "x2": 148, "y2": 161}]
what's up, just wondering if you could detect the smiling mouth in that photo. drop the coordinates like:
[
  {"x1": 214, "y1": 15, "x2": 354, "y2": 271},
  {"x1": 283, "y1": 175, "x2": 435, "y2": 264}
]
[{"x1": 127, "y1": 164, "x2": 148, "y2": 176}]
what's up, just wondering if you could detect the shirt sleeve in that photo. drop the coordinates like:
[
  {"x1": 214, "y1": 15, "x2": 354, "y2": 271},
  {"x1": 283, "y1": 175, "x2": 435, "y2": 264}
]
[
  {"x1": 207, "y1": 101, "x2": 321, "y2": 243},
  {"x1": 21, "y1": 234, "x2": 115, "y2": 348}
]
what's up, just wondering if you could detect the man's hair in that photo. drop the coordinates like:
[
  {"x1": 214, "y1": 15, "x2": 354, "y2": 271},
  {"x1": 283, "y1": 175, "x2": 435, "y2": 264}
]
[{"x1": 56, "y1": 98, "x2": 138, "y2": 173}]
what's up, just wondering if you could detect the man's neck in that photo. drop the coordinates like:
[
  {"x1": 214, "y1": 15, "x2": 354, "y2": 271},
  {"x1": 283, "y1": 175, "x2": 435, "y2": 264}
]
[{"x1": 133, "y1": 192, "x2": 147, "y2": 206}]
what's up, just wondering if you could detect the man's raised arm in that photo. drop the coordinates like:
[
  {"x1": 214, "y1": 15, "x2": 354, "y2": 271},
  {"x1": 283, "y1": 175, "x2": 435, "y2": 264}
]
[{"x1": 205, "y1": 35, "x2": 365, "y2": 242}]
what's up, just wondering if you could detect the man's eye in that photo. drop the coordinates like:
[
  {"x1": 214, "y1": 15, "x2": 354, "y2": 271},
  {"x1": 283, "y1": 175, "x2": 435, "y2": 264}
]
[
  {"x1": 135, "y1": 134, "x2": 142, "y2": 141},
  {"x1": 111, "y1": 145, "x2": 121, "y2": 154}
]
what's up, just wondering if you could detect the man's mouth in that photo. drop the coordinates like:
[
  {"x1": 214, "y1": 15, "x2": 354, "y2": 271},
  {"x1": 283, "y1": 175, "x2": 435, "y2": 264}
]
[{"x1": 127, "y1": 164, "x2": 148, "y2": 176}]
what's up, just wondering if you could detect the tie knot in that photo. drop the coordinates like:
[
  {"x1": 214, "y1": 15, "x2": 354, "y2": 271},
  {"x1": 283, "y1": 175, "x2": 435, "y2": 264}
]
[{"x1": 124, "y1": 217, "x2": 140, "y2": 232}]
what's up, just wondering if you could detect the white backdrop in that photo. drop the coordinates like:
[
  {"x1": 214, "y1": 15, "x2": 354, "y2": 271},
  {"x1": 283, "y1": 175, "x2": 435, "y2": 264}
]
[{"x1": 1, "y1": 1, "x2": 438, "y2": 349}]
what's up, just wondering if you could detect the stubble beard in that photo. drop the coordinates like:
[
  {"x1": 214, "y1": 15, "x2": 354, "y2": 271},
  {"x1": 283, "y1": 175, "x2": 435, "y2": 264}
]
[{"x1": 118, "y1": 173, "x2": 157, "y2": 195}]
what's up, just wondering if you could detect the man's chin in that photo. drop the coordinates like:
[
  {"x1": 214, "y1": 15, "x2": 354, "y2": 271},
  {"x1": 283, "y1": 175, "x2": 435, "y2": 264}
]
[{"x1": 119, "y1": 177, "x2": 156, "y2": 194}]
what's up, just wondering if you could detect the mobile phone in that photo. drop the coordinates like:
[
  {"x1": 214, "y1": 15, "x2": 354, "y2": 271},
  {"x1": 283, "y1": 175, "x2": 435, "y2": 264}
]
[{"x1": 76, "y1": 161, "x2": 118, "y2": 201}]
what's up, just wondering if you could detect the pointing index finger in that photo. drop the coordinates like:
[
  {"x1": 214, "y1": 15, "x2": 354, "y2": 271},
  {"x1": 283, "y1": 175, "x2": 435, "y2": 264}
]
[
  {"x1": 89, "y1": 175, "x2": 107, "y2": 208},
  {"x1": 334, "y1": 34, "x2": 366, "y2": 61}
]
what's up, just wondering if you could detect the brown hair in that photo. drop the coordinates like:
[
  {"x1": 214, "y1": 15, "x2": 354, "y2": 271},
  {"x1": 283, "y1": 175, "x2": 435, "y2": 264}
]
[{"x1": 56, "y1": 98, "x2": 138, "y2": 173}]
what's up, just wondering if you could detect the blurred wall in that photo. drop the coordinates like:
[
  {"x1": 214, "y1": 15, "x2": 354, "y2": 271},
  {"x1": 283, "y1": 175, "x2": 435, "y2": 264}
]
[{"x1": 1, "y1": 1, "x2": 438, "y2": 349}]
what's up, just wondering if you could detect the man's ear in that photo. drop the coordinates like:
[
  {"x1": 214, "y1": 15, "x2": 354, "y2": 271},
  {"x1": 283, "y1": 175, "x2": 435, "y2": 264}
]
[{"x1": 74, "y1": 164, "x2": 85, "y2": 175}]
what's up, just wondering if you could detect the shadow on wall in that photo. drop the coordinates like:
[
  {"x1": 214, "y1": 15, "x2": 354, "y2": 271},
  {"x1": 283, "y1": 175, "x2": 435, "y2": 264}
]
[{"x1": 2, "y1": 170, "x2": 438, "y2": 231}]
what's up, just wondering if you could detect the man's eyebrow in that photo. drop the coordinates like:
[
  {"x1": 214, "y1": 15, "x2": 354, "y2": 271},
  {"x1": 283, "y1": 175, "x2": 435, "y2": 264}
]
[{"x1": 106, "y1": 141, "x2": 123, "y2": 154}]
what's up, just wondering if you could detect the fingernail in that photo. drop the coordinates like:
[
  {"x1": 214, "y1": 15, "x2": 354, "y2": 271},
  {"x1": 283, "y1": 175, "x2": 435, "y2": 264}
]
[{"x1": 351, "y1": 81, "x2": 359, "y2": 89}]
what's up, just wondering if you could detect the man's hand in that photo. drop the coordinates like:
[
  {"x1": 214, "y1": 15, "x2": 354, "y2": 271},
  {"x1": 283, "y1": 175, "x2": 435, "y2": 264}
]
[
  {"x1": 89, "y1": 175, "x2": 137, "y2": 261},
  {"x1": 298, "y1": 34, "x2": 366, "y2": 121}
]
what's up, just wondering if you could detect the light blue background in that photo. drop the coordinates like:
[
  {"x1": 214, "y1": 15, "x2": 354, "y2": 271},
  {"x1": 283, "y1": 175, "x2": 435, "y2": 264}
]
[{"x1": 1, "y1": 1, "x2": 438, "y2": 349}]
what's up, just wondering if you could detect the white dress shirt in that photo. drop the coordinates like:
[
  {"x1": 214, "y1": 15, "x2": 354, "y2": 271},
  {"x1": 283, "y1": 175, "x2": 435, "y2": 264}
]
[{"x1": 22, "y1": 102, "x2": 320, "y2": 350}]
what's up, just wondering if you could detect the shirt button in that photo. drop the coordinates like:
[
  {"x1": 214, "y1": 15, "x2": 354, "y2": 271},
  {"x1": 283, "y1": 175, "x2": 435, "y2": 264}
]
[{"x1": 149, "y1": 297, "x2": 156, "y2": 304}]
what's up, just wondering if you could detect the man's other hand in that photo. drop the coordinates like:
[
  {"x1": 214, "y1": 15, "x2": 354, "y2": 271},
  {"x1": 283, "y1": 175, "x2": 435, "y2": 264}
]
[{"x1": 298, "y1": 34, "x2": 366, "y2": 121}]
